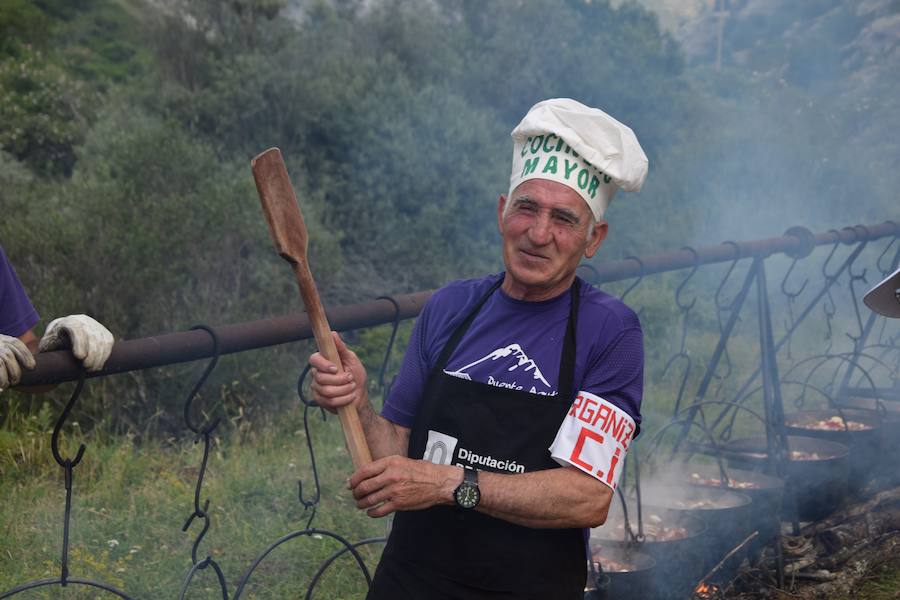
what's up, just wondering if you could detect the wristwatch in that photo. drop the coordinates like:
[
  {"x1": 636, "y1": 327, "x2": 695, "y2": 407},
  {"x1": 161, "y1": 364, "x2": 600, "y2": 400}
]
[{"x1": 454, "y1": 467, "x2": 480, "y2": 509}]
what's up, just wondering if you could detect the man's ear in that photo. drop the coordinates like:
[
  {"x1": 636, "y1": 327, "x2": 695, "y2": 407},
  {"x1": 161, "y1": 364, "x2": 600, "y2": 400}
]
[
  {"x1": 584, "y1": 219, "x2": 609, "y2": 259},
  {"x1": 497, "y1": 195, "x2": 508, "y2": 234}
]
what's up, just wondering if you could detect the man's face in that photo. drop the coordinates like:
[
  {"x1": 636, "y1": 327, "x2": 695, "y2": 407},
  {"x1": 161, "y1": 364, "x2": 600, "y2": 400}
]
[{"x1": 498, "y1": 179, "x2": 608, "y2": 301}]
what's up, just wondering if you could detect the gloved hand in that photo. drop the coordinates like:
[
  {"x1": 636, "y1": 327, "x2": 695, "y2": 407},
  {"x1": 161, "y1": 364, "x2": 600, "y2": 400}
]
[
  {"x1": 0, "y1": 334, "x2": 36, "y2": 392},
  {"x1": 38, "y1": 314, "x2": 114, "y2": 372}
]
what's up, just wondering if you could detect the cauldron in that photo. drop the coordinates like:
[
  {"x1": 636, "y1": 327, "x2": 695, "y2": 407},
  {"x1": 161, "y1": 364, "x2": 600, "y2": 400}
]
[
  {"x1": 584, "y1": 543, "x2": 656, "y2": 600},
  {"x1": 723, "y1": 435, "x2": 849, "y2": 521},
  {"x1": 837, "y1": 397, "x2": 900, "y2": 483},
  {"x1": 684, "y1": 462, "x2": 784, "y2": 551},
  {"x1": 639, "y1": 485, "x2": 753, "y2": 580},
  {"x1": 591, "y1": 500, "x2": 714, "y2": 599},
  {"x1": 838, "y1": 395, "x2": 900, "y2": 419},
  {"x1": 784, "y1": 409, "x2": 881, "y2": 490}
]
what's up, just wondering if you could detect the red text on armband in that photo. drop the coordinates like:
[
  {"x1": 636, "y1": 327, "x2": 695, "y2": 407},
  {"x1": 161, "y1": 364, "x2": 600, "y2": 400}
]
[
  {"x1": 569, "y1": 427, "x2": 603, "y2": 473},
  {"x1": 606, "y1": 447, "x2": 621, "y2": 486},
  {"x1": 568, "y1": 427, "x2": 623, "y2": 487},
  {"x1": 568, "y1": 393, "x2": 634, "y2": 451}
]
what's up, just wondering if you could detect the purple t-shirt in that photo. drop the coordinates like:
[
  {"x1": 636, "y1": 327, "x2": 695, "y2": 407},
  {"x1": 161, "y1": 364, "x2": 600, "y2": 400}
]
[
  {"x1": 0, "y1": 246, "x2": 39, "y2": 337},
  {"x1": 383, "y1": 273, "x2": 643, "y2": 435}
]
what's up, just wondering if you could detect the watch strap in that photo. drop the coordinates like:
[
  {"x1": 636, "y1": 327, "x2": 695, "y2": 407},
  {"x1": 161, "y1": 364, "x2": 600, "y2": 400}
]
[{"x1": 464, "y1": 467, "x2": 478, "y2": 486}]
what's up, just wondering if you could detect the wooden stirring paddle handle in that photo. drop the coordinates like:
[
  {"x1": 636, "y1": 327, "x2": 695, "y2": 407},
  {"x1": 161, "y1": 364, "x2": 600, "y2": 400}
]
[{"x1": 251, "y1": 147, "x2": 372, "y2": 469}]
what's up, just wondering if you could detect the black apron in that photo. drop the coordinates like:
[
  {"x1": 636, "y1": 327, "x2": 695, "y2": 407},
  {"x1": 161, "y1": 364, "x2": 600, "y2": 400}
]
[{"x1": 368, "y1": 277, "x2": 586, "y2": 600}]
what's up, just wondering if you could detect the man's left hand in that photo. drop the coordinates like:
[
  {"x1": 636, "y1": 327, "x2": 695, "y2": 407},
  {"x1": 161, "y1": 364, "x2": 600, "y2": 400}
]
[
  {"x1": 38, "y1": 314, "x2": 114, "y2": 371},
  {"x1": 349, "y1": 456, "x2": 459, "y2": 518}
]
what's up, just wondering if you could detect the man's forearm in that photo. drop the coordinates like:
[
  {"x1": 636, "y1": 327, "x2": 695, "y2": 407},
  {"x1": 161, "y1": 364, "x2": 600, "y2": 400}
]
[
  {"x1": 356, "y1": 401, "x2": 409, "y2": 459},
  {"x1": 13, "y1": 329, "x2": 54, "y2": 394},
  {"x1": 19, "y1": 329, "x2": 39, "y2": 354},
  {"x1": 476, "y1": 467, "x2": 612, "y2": 529},
  {"x1": 347, "y1": 458, "x2": 612, "y2": 526}
]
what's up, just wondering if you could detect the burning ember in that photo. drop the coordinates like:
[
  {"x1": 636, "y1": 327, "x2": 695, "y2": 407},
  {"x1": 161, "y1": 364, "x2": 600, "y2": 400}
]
[
  {"x1": 691, "y1": 472, "x2": 760, "y2": 489},
  {"x1": 793, "y1": 416, "x2": 872, "y2": 431},
  {"x1": 694, "y1": 582, "x2": 721, "y2": 599}
]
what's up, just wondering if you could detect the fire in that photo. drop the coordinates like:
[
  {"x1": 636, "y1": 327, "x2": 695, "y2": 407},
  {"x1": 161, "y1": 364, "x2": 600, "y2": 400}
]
[{"x1": 694, "y1": 582, "x2": 719, "y2": 599}]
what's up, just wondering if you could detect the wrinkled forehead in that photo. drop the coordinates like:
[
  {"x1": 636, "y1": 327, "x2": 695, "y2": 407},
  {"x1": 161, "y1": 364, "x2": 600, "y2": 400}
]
[{"x1": 508, "y1": 179, "x2": 595, "y2": 218}]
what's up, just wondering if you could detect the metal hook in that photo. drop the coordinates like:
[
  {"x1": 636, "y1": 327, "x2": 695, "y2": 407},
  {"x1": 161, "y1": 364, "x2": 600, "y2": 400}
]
[
  {"x1": 620, "y1": 256, "x2": 645, "y2": 303},
  {"x1": 296, "y1": 363, "x2": 327, "y2": 417},
  {"x1": 675, "y1": 246, "x2": 700, "y2": 312},
  {"x1": 821, "y1": 230, "x2": 843, "y2": 280},
  {"x1": 876, "y1": 221, "x2": 899, "y2": 276},
  {"x1": 50, "y1": 369, "x2": 88, "y2": 469},
  {"x1": 714, "y1": 241, "x2": 741, "y2": 311},
  {"x1": 47, "y1": 368, "x2": 89, "y2": 589},
  {"x1": 848, "y1": 261, "x2": 868, "y2": 283},
  {"x1": 847, "y1": 260, "x2": 870, "y2": 346},
  {"x1": 847, "y1": 228, "x2": 870, "y2": 282},
  {"x1": 297, "y1": 402, "x2": 322, "y2": 526},
  {"x1": 779, "y1": 253, "x2": 808, "y2": 363},
  {"x1": 375, "y1": 296, "x2": 402, "y2": 393},
  {"x1": 178, "y1": 553, "x2": 228, "y2": 600},
  {"x1": 183, "y1": 325, "x2": 223, "y2": 435},
  {"x1": 713, "y1": 347, "x2": 733, "y2": 390},
  {"x1": 708, "y1": 242, "x2": 741, "y2": 389},
  {"x1": 780, "y1": 256, "x2": 809, "y2": 300},
  {"x1": 296, "y1": 366, "x2": 325, "y2": 527},
  {"x1": 853, "y1": 223, "x2": 872, "y2": 241},
  {"x1": 822, "y1": 289, "x2": 836, "y2": 353},
  {"x1": 823, "y1": 289, "x2": 837, "y2": 318},
  {"x1": 662, "y1": 352, "x2": 693, "y2": 416}
]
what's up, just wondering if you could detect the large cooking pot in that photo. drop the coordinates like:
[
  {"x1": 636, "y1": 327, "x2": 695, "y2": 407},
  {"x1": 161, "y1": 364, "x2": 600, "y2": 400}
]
[
  {"x1": 723, "y1": 435, "x2": 849, "y2": 521},
  {"x1": 784, "y1": 409, "x2": 881, "y2": 491},
  {"x1": 591, "y1": 505, "x2": 706, "y2": 600},
  {"x1": 837, "y1": 396, "x2": 900, "y2": 483},
  {"x1": 838, "y1": 395, "x2": 900, "y2": 419},
  {"x1": 639, "y1": 485, "x2": 753, "y2": 583},
  {"x1": 683, "y1": 462, "x2": 785, "y2": 552},
  {"x1": 584, "y1": 543, "x2": 656, "y2": 600}
]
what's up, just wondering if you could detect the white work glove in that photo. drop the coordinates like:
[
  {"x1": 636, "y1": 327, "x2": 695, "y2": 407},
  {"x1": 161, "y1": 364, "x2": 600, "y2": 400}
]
[
  {"x1": 0, "y1": 334, "x2": 36, "y2": 392},
  {"x1": 38, "y1": 314, "x2": 114, "y2": 372}
]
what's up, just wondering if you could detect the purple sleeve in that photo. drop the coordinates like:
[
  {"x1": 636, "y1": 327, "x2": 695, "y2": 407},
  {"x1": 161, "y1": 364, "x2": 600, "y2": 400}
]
[
  {"x1": 380, "y1": 276, "x2": 499, "y2": 428},
  {"x1": 580, "y1": 326, "x2": 644, "y2": 436},
  {"x1": 0, "y1": 246, "x2": 39, "y2": 337}
]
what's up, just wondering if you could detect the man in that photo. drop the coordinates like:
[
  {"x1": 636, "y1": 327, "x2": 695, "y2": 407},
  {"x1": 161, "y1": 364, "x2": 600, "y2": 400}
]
[
  {"x1": 0, "y1": 244, "x2": 114, "y2": 392},
  {"x1": 310, "y1": 98, "x2": 648, "y2": 599}
]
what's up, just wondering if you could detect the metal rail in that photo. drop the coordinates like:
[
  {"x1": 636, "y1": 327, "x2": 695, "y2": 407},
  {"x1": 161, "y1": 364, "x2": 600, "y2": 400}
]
[
  {"x1": 13, "y1": 221, "x2": 898, "y2": 388},
  {"x1": 14, "y1": 292, "x2": 431, "y2": 387}
]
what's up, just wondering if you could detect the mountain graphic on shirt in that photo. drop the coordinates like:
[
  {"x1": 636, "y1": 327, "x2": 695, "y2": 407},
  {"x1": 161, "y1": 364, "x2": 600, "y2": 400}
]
[{"x1": 444, "y1": 343, "x2": 551, "y2": 388}]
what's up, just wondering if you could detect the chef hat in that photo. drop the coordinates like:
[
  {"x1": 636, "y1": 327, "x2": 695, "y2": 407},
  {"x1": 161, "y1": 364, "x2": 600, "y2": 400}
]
[
  {"x1": 863, "y1": 267, "x2": 900, "y2": 318},
  {"x1": 509, "y1": 98, "x2": 648, "y2": 220}
]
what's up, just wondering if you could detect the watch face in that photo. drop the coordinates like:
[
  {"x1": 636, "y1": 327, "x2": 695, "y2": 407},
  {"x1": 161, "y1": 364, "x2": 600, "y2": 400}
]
[{"x1": 455, "y1": 483, "x2": 480, "y2": 509}]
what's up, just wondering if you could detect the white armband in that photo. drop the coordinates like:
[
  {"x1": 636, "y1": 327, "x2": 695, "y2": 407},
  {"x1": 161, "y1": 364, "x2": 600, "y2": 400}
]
[{"x1": 549, "y1": 390, "x2": 636, "y2": 490}]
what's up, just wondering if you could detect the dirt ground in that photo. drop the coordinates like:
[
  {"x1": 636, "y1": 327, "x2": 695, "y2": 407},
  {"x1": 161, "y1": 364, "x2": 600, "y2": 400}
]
[
  {"x1": 775, "y1": 533, "x2": 900, "y2": 599},
  {"x1": 721, "y1": 484, "x2": 900, "y2": 600}
]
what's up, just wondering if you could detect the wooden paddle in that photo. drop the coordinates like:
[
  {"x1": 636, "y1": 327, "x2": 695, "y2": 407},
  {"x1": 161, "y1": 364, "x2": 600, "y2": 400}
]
[{"x1": 251, "y1": 147, "x2": 372, "y2": 469}]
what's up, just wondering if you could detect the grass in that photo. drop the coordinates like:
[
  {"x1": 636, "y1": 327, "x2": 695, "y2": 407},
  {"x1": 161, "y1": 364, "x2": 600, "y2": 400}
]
[
  {"x1": 855, "y1": 559, "x2": 900, "y2": 599},
  {"x1": 0, "y1": 399, "x2": 386, "y2": 599}
]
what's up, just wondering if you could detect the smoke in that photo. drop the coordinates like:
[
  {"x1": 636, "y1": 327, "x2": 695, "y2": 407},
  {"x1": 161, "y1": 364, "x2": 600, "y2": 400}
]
[{"x1": 651, "y1": 0, "x2": 900, "y2": 248}]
